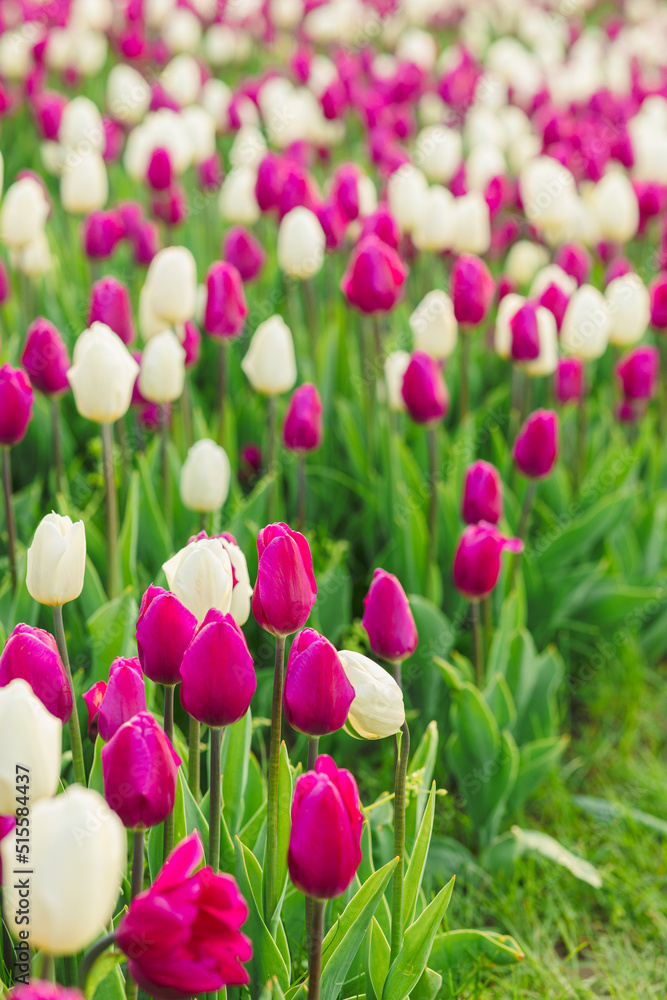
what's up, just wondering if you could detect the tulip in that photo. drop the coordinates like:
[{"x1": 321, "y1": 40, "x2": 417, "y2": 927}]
[
  {"x1": 336, "y1": 650, "x2": 403, "y2": 739},
  {"x1": 219, "y1": 166, "x2": 261, "y2": 226},
  {"x1": 26, "y1": 512, "x2": 86, "y2": 607},
  {"x1": 649, "y1": 273, "x2": 667, "y2": 330},
  {"x1": 82, "y1": 210, "x2": 124, "y2": 260},
  {"x1": 451, "y1": 190, "x2": 491, "y2": 255},
  {"x1": 222, "y1": 225, "x2": 265, "y2": 282},
  {"x1": 146, "y1": 146, "x2": 173, "y2": 191},
  {"x1": 0, "y1": 785, "x2": 125, "y2": 954},
  {"x1": 288, "y1": 755, "x2": 363, "y2": 898},
  {"x1": 132, "y1": 220, "x2": 160, "y2": 266},
  {"x1": 0, "y1": 679, "x2": 61, "y2": 814},
  {"x1": 88, "y1": 277, "x2": 135, "y2": 345},
  {"x1": 384, "y1": 351, "x2": 410, "y2": 413},
  {"x1": 180, "y1": 609, "x2": 256, "y2": 728},
  {"x1": 4, "y1": 983, "x2": 83, "y2": 1000},
  {"x1": 283, "y1": 383, "x2": 323, "y2": 453},
  {"x1": 241, "y1": 315, "x2": 297, "y2": 395},
  {"x1": 239, "y1": 443, "x2": 262, "y2": 487},
  {"x1": 0, "y1": 176, "x2": 49, "y2": 249},
  {"x1": 182, "y1": 319, "x2": 201, "y2": 368},
  {"x1": 591, "y1": 169, "x2": 639, "y2": 243},
  {"x1": 252, "y1": 522, "x2": 317, "y2": 637},
  {"x1": 68, "y1": 322, "x2": 140, "y2": 422},
  {"x1": 115, "y1": 832, "x2": 251, "y2": 993},
  {"x1": 401, "y1": 352, "x2": 449, "y2": 425},
  {"x1": 102, "y1": 711, "x2": 180, "y2": 828},
  {"x1": 198, "y1": 152, "x2": 224, "y2": 191},
  {"x1": 554, "y1": 243, "x2": 591, "y2": 287},
  {"x1": 359, "y1": 207, "x2": 401, "y2": 250},
  {"x1": 21, "y1": 319, "x2": 71, "y2": 396},
  {"x1": 0, "y1": 259, "x2": 10, "y2": 306},
  {"x1": 277, "y1": 206, "x2": 326, "y2": 280},
  {"x1": 462, "y1": 460, "x2": 503, "y2": 525},
  {"x1": 560, "y1": 285, "x2": 612, "y2": 360},
  {"x1": 138, "y1": 329, "x2": 186, "y2": 403},
  {"x1": 412, "y1": 186, "x2": 457, "y2": 253},
  {"x1": 136, "y1": 584, "x2": 198, "y2": 687},
  {"x1": 616, "y1": 346, "x2": 659, "y2": 401},
  {"x1": 162, "y1": 535, "x2": 235, "y2": 623},
  {"x1": 605, "y1": 274, "x2": 651, "y2": 347},
  {"x1": 283, "y1": 629, "x2": 355, "y2": 737},
  {"x1": 204, "y1": 261, "x2": 248, "y2": 340},
  {"x1": 514, "y1": 409, "x2": 559, "y2": 479},
  {"x1": 180, "y1": 438, "x2": 231, "y2": 513},
  {"x1": 554, "y1": 357, "x2": 584, "y2": 404},
  {"x1": 97, "y1": 657, "x2": 147, "y2": 743},
  {"x1": 340, "y1": 234, "x2": 407, "y2": 314},
  {"x1": 409, "y1": 290, "x2": 458, "y2": 360},
  {"x1": 508, "y1": 301, "x2": 540, "y2": 361},
  {"x1": 0, "y1": 624, "x2": 71, "y2": 723},
  {"x1": 60, "y1": 150, "x2": 108, "y2": 215},
  {"x1": 387, "y1": 164, "x2": 428, "y2": 235},
  {"x1": 450, "y1": 253, "x2": 495, "y2": 326},
  {"x1": 82, "y1": 680, "x2": 106, "y2": 741},
  {"x1": 453, "y1": 523, "x2": 523, "y2": 600},
  {"x1": 216, "y1": 533, "x2": 253, "y2": 627},
  {"x1": 145, "y1": 246, "x2": 197, "y2": 326},
  {"x1": 0, "y1": 364, "x2": 33, "y2": 445},
  {"x1": 107, "y1": 63, "x2": 152, "y2": 125},
  {"x1": 505, "y1": 240, "x2": 550, "y2": 288},
  {"x1": 361, "y1": 569, "x2": 418, "y2": 663}
]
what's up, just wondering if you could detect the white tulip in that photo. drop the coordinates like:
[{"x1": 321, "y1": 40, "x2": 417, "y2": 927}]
[
  {"x1": 465, "y1": 107, "x2": 507, "y2": 151},
  {"x1": 229, "y1": 125, "x2": 267, "y2": 170},
  {"x1": 163, "y1": 536, "x2": 234, "y2": 622},
  {"x1": 14, "y1": 231, "x2": 53, "y2": 277},
  {"x1": 505, "y1": 240, "x2": 550, "y2": 288},
  {"x1": 182, "y1": 106, "x2": 216, "y2": 164},
  {"x1": 338, "y1": 650, "x2": 405, "y2": 740},
  {"x1": 202, "y1": 79, "x2": 233, "y2": 131},
  {"x1": 0, "y1": 30, "x2": 34, "y2": 80},
  {"x1": 590, "y1": 169, "x2": 639, "y2": 244},
  {"x1": 218, "y1": 536, "x2": 253, "y2": 626},
  {"x1": 219, "y1": 167, "x2": 261, "y2": 226},
  {"x1": 560, "y1": 284, "x2": 612, "y2": 360},
  {"x1": 205, "y1": 24, "x2": 238, "y2": 67},
  {"x1": 494, "y1": 293, "x2": 526, "y2": 360},
  {"x1": 605, "y1": 273, "x2": 650, "y2": 347},
  {"x1": 412, "y1": 186, "x2": 457, "y2": 252},
  {"x1": 241, "y1": 315, "x2": 297, "y2": 395},
  {"x1": 106, "y1": 64, "x2": 151, "y2": 125},
  {"x1": 160, "y1": 53, "x2": 201, "y2": 105},
  {"x1": 520, "y1": 156, "x2": 577, "y2": 231},
  {"x1": 357, "y1": 173, "x2": 377, "y2": 217},
  {"x1": 452, "y1": 191, "x2": 491, "y2": 255},
  {"x1": 387, "y1": 164, "x2": 428, "y2": 235},
  {"x1": 71, "y1": 0, "x2": 114, "y2": 32},
  {"x1": 163, "y1": 7, "x2": 202, "y2": 53},
  {"x1": 277, "y1": 207, "x2": 326, "y2": 280},
  {"x1": 138, "y1": 282, "x2": 169, "y2": 342},
  {"x1": 465, "y1": 143, "x2": 506, "y2": 192},
  {"x1": 395, "y1": 27, "x2": 438, "y2": 71},
  {"x1": 180, "y1": 439, "x2": 231, "y2": 513},
  {"x1": 138, "y1": 330, "x2": 186, "y2": 403},
  {"x1": 272, "y1": 0, "x2": 303, "y2": 30},
  {"x1": 27, "y1": 514, "x2": 86, "y2": 607},
  {"x1": 0, "y1": 177, "x2": 49, "y2": 249},
  {"x1": 68, "y1": 322, "x2": 140, "y2": 423},
  {"x1": 41, "y1": 140, "x2": 66, "y2": 177},
  {"x1": 146, "y1": 246, "x2": 197, "y2": 326},
  {"x1": 1, "y1": 786, "x2": 125, "y2": 954},
  {"x1": 59, "y1": 96, "x2": 105, "y2": 153},
  {"x1": 384, "y1": 351, "x2": 410, "y2": 412},
  {"x1": 409, "y1": 291, "x2": 458, "y2": 360},
  {"x1": 418, "y1": 93, "x2": 449, "y2": 127},
  {"x1": 60, "y1": 150, "x2": 108, "y2": 214},
  {"x1": 0, "y1": 680, "x2": 61, "y2": 815},
  {"x1": 523, "y1": 307, "x2": 559, "y2": 377},
  {"x1": 146, "y1": 0, "x2": 175, "y2": 29},
  {"x1": 73, "y1": 29, "x2": 108, "y2": 76}
]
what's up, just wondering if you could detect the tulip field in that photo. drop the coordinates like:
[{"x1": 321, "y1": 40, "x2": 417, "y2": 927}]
[{"x1": 3, "y1": 0, "x2": 667, "y2": 998}]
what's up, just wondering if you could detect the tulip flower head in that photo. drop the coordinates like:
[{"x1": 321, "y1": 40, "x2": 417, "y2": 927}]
[
  {"x1": 252, "y1": 523, "x2": 317, "y2": 636},
  {"x1": 450, "y1": 253, "x2": 495, "y2": 327},
  {"x1": 180, "y1": 438, "x2": 231, "y2": 512},
  {"x1": 88, "y1": 277, "x2": 135, "y2": 346},
  {"x1": 68, "y1": 322, "x2": 139, "y2": 423},
  {"x1": 83, "y1": 680, "x2": 106, "y2": 741},
  {"x1": 337, "y1": 650, "x2": 405, "y2": 740},
  {"x1": 401, "y1": 351, "x2": 449, "y2": 425},
  {"x1": 362, "y1": 569, "x2": 418, "y2": 663},
  {"x1": 513, "y1": 409, "x2": 560, "y2": 479},
  {"x1": 241, "y1": 315, "x2": 297, "y2": 396},
  {"x1": 222, "y1": 225, "x2": 265, "y2": 282},
  {"x1": 204, "y1": 261, "x2": 248, "y2": 340},
  {"x1": 283, "y1": 629, "x2": 355, "y2": 737},
  {"x1": 21, "y1": 319, "x2": 71, "y2": 396},
  {"x1": 461, "y1": 460, "x2": 503, "y2": 525},
  {"x1": 136, "y1": 584, "x2": 198, "y2": 686},
  {"x1": 340, "y1": 234, "x2": 407, "y2": 314},
  {"x1": 554, "y1": 357, "x2": 584, "y2": 404},
  {"x1": 649, "y1": 272, "x2": 667, "y2": 330},
  {"x1": 409, "y1": 290, "x2": 458, "y2": 360},
  {"x1": 453, "y1": 523, "x2": 523, "y2": 601},
  {"x1": 0, "y1": 679, "x2": 61, "y2": 814},
  {"x1": 26, "y1": 512, "x2": 86, "y2": 607},
  {"x1": 6, "y1": 983, "x2": 84, "y2": 1000},
  {"x1": 0, "y1": 364, "x2": 33, "y2": 445},
  {"x1": 0, "y1": 623, "x2": 72, "y2": 723},
  {"x1": 277, "y1": 206, "x2": 326, "y2": 280},
  {"x1": 163, "y1": 535, "x2": 235, "y2": 623},
  {"x1": 283, "y1": 383, "x2": 324, "y2": 453},
  {"x1": 180, "y1": 609, "x2": 256, "y2": 727},
  {"x1": 616, "y1": 346, "x2": 659, "y2": 402},
  {"x1": 102, "y1": 711, "x2": 180, "y2": 829}
]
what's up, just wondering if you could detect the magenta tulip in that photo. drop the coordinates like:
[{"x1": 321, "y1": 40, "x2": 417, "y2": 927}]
[
  {"x1": 361, "y1": 569, "x2": 418, "y2": 662},
  {"x1": 537, "y1": 280, "x2": 570, "y2": 331},
  {"x1": 359, "y1": 207, "x2": 401, "y2": 250},
  {"x1": 197, "y1": 152, "x2": 224, "y2": 191},
  {"x1": 514, "y1": 409, "x2": 559, "y2": 479},
  {"x1": 283, "y1": 383, "x2": 323, "y2": 453},
  {"x1": 82, "y1": 680, "x2": 106, "y2": 741},
  {"x1": 7, "y1": 984, "x2": 84, "y2": 1000},
  {"x1": 88, "y1": 276, "x2": 135, "y2": 345},
  {"x1": 102, "y1": 711, "x2": 180, "y2": 828},
  {"x1": 252, "y1": 523, "x2": 317, "y2": 636},
  {"x1": 649, "y1": 273, "x2": 667, "y2": 330},
  {"x1": 615, "y1": 346, "x2": 659, "y2": 401},
  {"x1": 340, "y1": 234, "x2": 407, "y2": 314},
  {"x1": 136, "y1": 585, "x2": 198, "y2": 686},
  {"x1": 32, "y1": 90, "x2": 67, "y2": 140},
  {"x1": 180, "y1": 609, "x2": 256, "y2": 728},
  {"x1": 255, "y1": 152, "x2": 285, "y2": 213},
  {"x1": 283, "y1": 629, "x2": 355, "y2": 736},
  {"x1": 604, "y1": 256, "x2": 633, "y2": 287},
  {"x1": 151, "y1": 182, "x2": 188, "y2": 228},
  {"x1": 146, "y1": 146, "x2": 173, "y2": 191},
  {"x1": 116, "y1": 832, "x2": 251, "y2": 995},
  {"x1": 451, "y1": 254, "x2": 495, "y2": 327},
  {"x1": 554, "y1": 357, "x2": 584, "y2": 404},
  {"x1": 132, "y1": 220, "x2": 160, "y2": 266},
  {"x1": 0, "y1": 259, "x2": 10, "y2": 306},
  {"x1": 222, "y1": 226, "x2": 266, "y2": 282},
  {"x1": 288, "y1": 755, "x2": 363, "y2": 899},
  {"x1": 554, "y1": 242, "x2": 591, "y2": 286},
  {"x1": 330, "y1": 163, "x2": 360, "y2": 222},
  {"x1": 453, "y1": 522, "x2": 523, "y2": 600},
  {"x1": 97, "y1": 657, "x2": 147, "y2": 743},
  {"x1": 117, "y1": 200, "x2": 144, "y2": 240},
  {"x1": 182, "y1": 319, "x2": 201, "y2": 368},
  {"x1": 0, "y1": 365, "x2": 33, "y2": 445},
  {"x1": 461, "y1": 460, "x2": 503, "y2": 525},
  {"x1": 204, "y1": 261, "x2": 248, "y2": 340},
  {"x1": 21, "y1": 319, "x2": 70, "y2": 396},
  {"x1": 510, "y1": 302, "x2": 540, "y2": 361},
  {"x1": 82, "y1": 211, "x2": 124, "y2": 260},
  {"x1": 0, "y1": 623, "x2": 72, "y2": 723},
  {"x1": 401, "y1": 352, "x2": 449, "y2": 424}
]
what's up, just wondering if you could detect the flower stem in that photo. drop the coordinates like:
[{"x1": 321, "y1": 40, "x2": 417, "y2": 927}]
[
  {"x1": 217, "y1": 341, "x2": 228, "y2": 447},
  {"x1": 471, "y1": 601, "x2": 484, "y2": 688},
  {"x1": 307, "y1": 898, "x2": 325, "y2": 1000},
  {"x1": 307, "y1": 735, "x2": 319, "y2": 772},
  {"x1": 267, "y1": 395, "x2": 278, "y2": 521},
  {"x1": 162, "y1": 684, "x2": 175, "y2": 862},
  {"x1": 2, "y1": 447, "x2": 17, "y2": 593},
  {"x1": 390, "y1": 714, "x2": 410, "y2": 963},
  {"x1": 298, "y1": 454, "x2": 306, "y2": 534},
  {"x1": 52, "y1": 397, "x2": 64, "y2": 495},
  {"x1": 460, "y1": 332, "x2": 470, "y2": 423},
  {"x1": 78, "y1": 932, "x2": 117, "y2": 992},
  {"x1": 188, "y1": 714, "x2": 201, "y2": 803},
  {"x1": 160, "y1": 404, "x2": 172, "y2": 538},
  {"x1": 265, "y1": 633, "x2": 286, "y2": 922},
  {"x1": 52, "y1": 605, "x2": 86, "y2": 786},
  {"x1": 131, "y1": 829, "x2": 145, "y2": 899},
  {"x1": 101, "y1": 423, "x2": 120, "y2": 598},
  {"x1": 426, "y1": 425, "x2": 439, "y2": 601},
  {"x1": 209, "y1": 727, "x2": 223, "y2": 873},
  {"x1": 305, "y1": 734, "x2": 320, "y2": 956},
  {"x1": 575, "y1": 394, "x2": 587, "y2": 493}
]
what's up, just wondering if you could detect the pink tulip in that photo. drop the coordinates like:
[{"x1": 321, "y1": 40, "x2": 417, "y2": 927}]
[
  {"x1": 615, "y1": 345, "x2": 659, "y2": 401},
  {"x1": 283, "y1": 629, "x2": 355, "y2": 736},
  {"x1": 401, "y1": 352, "x2": 449, "y2": 424},
  {"x1": 32, "y1": 90, "x2": 67, "y2": 140},
  {"x1": 461, "y1": 460, "x2": 503, "y2": 525},
  {"x1": 649, "y1": 273, "x2": 667, "y2": 330},
  {"x1": 554, "y1": 357, "x2": 584, "y2": 404},
  {"x1": 96, "y1": 657, "x2": 147, "y2": 743},
  {"x1": 82, "y1": 211, "x2": 124, "y2": 260},
  {"x1": 182, "y1": 319, "x2": 201, "y2": 368},
  {"x1": 83, "y1": 680, "x2": 106, "y2": 741},
  {"x1": 179, "y1": 609, "x2": 256, "y2": 728},
  {"x1": 453, "y1": 523, "x2": 523, "y2": 600},
  {"x1": 359, "y1": 207, "x2": 401, "y2": 250},
  {"x1": 21, "y1": 319, "x2": 70, "y2": 395},
  {"x1": 151, "y1": 183, "x2": 188, "y2": 227},
  {"x1": 132, "y1": 220, "x2": 160, "y2": 266},
  {"x1": 6, "y1": 984, "x2": 84, "y2": 1000},
  {"x1": 513, "y1": 409, "x2": 559, "y2": 479},
  {"x1": 0, "y1": 623, "x2": 72, "y2": 723},
  {"x1": 283, "y1": 383, "x2": 323, "y2": 453},
  {"x1": 554, "y1": 243, "x2": 591, "y2": 286},
  {"x1": 451, "y1": 254, "x2": 495, "y2": 327},
  {"x1": 88, "y1": 277, "x2": 135, "y2": 345},
  {"x1": 0, "y1": 365, "x2": 33, "y2": 446},
  {"x1": 222, "y1": 226, "x2": 265, "y2": 283},
  {"x1": 204, "y1": 262, "x2": 248, "y2": 340},
  {"x1": 252, "y1": 523, "x2": 317, "y2": 636},
  {"x1": 510, "y1": 302, "x2": 540, "y2": 361},
  {"x1": 362, "y1": 569, "x2": 417, "y2": 662},
  {"x1": 341, "y1": 234, "x2": 407, "y2": 314},
  {"x1": 197, "y1": 152, "x2": 224, "y2": 191},
  {"x1": 136, "y1": 585, "x2": 198, "y2": 687},
  {"x1": 146, "y1": 146, "x2": 173, "y2": 191},
  {"x1": 102, "y1": 711, "x2": 180, "y2": 829}
]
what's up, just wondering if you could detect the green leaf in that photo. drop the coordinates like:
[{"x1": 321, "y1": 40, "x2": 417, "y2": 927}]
[
  {"x1": 451, "y1": 683, "x2": 499, "y2": 767},
  {"x1": 483, "y1": 673, "x2": 517, "y2": 733},
  {"x1": 179, "y1": 767, "x2": 209, "y2": 851},
  {"x1": 118, "y1": 470, "x2": 140, "y2": 590},
  {"x1": 273, "y1": 741, "x2": 293, "y2": 923},
  {"x1": 222, "y1": 711, "x2": 253, "y2": 835},
  {"x1": 234, "y1": 837, "x2": 290, "y2": 998},
  {"x1": 535, "y1": 491, "x2": 637, "y2": 573},
  {"x1": 87, "y1": 733, "x2": 105, "y2": 797},
  {"x1": 85, "y1": 950, "x2": 124, "y2": 1000},
  {"x1": 573, "y1": 796, "x2": 667, "y2": 836},
  {"x1": 507, "y1": 737, "x2": 568, "y2": 814},
  {"x1": 428, "y1": 929, "x2": 524, "y2": 970},
  {"x1": 407, "y1": 596, "x2": 456, "y2": 672},
  {"x1": 403, "y1": 783, "x2": 436, "y2": 929},
  {"x1": 91, "y1": 964, "x2": 125, "y2": 1000},
  {"x1": 410, "y1": 967, "x2": 442, "y2": 1000},
  {"x1": 509, "y1": 827, "x2": 603, "y2": 887},
  {"x1": 406, "y1": 721, "x2": 438, "y2": 842},
  {"x1": 365, "y1": 917, "x2": 390, "y2": 1000},
  {"x1": 86, "y1": 591, "x2": 138, "y2": 682},
  {"x1": 446, "y1": 726, "x2": 518, "y2": 848},
  {"x1": 381, "y1": 876, "x2": 455, "y2": 1000}
]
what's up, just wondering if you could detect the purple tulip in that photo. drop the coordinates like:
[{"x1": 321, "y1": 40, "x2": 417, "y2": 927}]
[
  {"x1": 554, "y1": 242, "x2": 591, "y2": 286},
  {"x1": 222, "y1": 226, "x2": 266, "y2": 283},
  {"x1": 288, "y1": 755, "x2": 363, "y2": 899},
  {"x1": 0, "y1": 364, "x2": 33, "y2": 446},
  {"x1": 252, "y1": 523, "x2": 317, "y2": 637},
  {"x1": 21, "y1": 319, "x2": 70, "y2": 396},
  {"x1": 102, "y1": 711, "x2": 180, "y2": 829},
  {"x1": 197, "y1": 152, "x2": 224, "y2": 192},
  {"x1": 32, "y1": 90, "x2": 67, "y2": 140},
  {"x1": 0, "y1": 258, "x2": 10, "y2": 307},
  {"x1": 6, "y1": 984, "x2": 84, "y2": 1000},
  {"x1": 116, "y1": 200, "x2": 144, "y2": 239},
  {"x1": 401, "y1": 352, "x2": 449, "y2": 424},
  {"x1": 340, "y1": 235, "x2": 407, "y2": 314},
  {"x1": 179, "y1": 609, "x2": 256, "y2": 728},
  {"x1": 649, "y1": 273, "x2": 667, "y2": 330},
  {"x1": 132, "y1": 220, "x2": 160, "y2": 266},
  {"x1": 615, "y1": 346, "x2": 659, "y2": 401},
  {"x1": 451, "y1": 254, "x2": 495, "y2": 327},
  {"x1": 0, "y1": 623, "x2": 72, "y2": 723},
  {"x1": 330, "y1": 164, "x2": 360, "y2": 222},
  {"x1": 83, "y1": 680, "x2": 106, "y2": 741},
  {"x1": 82, "y1": 211, "x2": 124, "y2": 260},
  {"x1": 97, "y1": 657, "x2": 147, "y2": 743},
  {"x1": 136, "y1": 585, "x2": 198, "y2": 687},
  {"x1": 283, "y1": 383, "x2": 323, "y2": 453},
  {"x1": 510, "y1": 302, "x2": 540, "y2": 361},
  {"x1": 151, "y1": 182, "x2": 188, "y2": 228},
  {"x1": 182, "y1": 319, "x2": 201, "y2": 368},
  {"x1": 255, "y1": 152, "x2": 285, "y2": 213},
  {"x1": 537, "y1": 280, "x2": 570, "y2": 331},
  {"x1": 146, "y1": 146, "x2": 173, "y2": 191},
  {"x1": 453, "y1": 522, "x2": 523, "y2": 600},
  {"x1": 513, "y1": 409, "x2": 559, "y2": 479},
  {"x1": 88, "y1": 276, "x2": 135, "y2": 345},
  {"x1": 204, "y1": 261, "x2": 248, "y2": 340},
  {"x1": 359, "y1": 207, "x2": 401, "y2": 250},
  {"x1": 554, "y1": 357, "x2": 584, "y2": 404},
  {"x1": 461, "y1": 460, "x2": 503, "y2": 525},
  {"x1": 362, "y1": 568, "x2": 418, "y2": 662},
  {"x1": 283, "y1": 629, "x2": 355, "y2": 736}
]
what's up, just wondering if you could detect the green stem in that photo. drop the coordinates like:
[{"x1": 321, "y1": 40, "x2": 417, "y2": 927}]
[
  {"x1": 460, "y1": 332, "x2": 470, "y2": 423},
  {"x1": 390, "y1": 709, "x2": 410, "y2": 962},
  {"x1": 52, "y1": 397, "x2": 64, "y2": 496},
  {"x1": 162, "y1": 684, "x2": 175, "y2": 862},
  {"x1": 265, "y1": 633, "x2": 286, "y2": 921},
  {"x1": 52, "y1": 605, "x2": 86, "y2": 786},
  {"x1": 131, "y1": 829, "x2": 145, "y2": 899},
  {"x1": 217, "y1": 341, "x2": 228, "y2": 447},
  {"x1": 426, "y1": 425, "x2": 439, "y2": 601},
  {"x1": 188, "y1": 714, "x2": 201, "y2": 803},
  {"x1": 181, "y1": 373, "x2": 194, "y2": 450},
  {"x1": 307, "y1": 735, "x2": 319, "y2": 772},
  {"x1": 307, "y1": 898, "x2": 325, "y2": 1000},
  {"x1": 209, "y1": 727, "x2": 223, "y2": 873},
  {"x1": 1, "y1": 892, "x2": 13, "y2": 977},
  {"x1": 101, "y1": 423, "x2": 120, "y2": 598},
  {"x1": 160, "y1": 405, "x2": 172, "y2": 538},
  {"x1": 63, "y1": 955, "x2": 77, "y2": 987},
  {"x1": 298, "y1": 454, "x2": 306, "y2": 534},
  {"x1": 267, "y1": 395, "x2": 278, "y2": 522},
  {"x1": 78, "y1": 933, "x2": 117, "y2": 992},
  {"x1": 303, "y1": 279, "x2": 318, "y2": 365},
  {"x1": 575, "y1": 394, "x2": 587, "y2": 493},
  {"x1": 2, "y1": 447, "x2": 17, "y2": 593},
  {"x1": 471, "y1": 601, "x2": 484, "y2": 688},
  {"x1": 518, "y1": 481, "x2": 538, "y2": 542},
  {"x1": 482, "y1": 594, "x2": 493, "y2": 650}
]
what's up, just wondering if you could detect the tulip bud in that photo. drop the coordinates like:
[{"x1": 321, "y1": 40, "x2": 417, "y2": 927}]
[
  {"x1": 359, "y1": 207, "x2": 401, "y2": 250},
  {"x1": 102, "y1": 711, "x2": 180, "y2": 829},
  {"x1": 554, "y1": 243, "x2": 591, "y2": 287},
  {"x1": 283, "y1": 629, "x2": 355, "y2": 737},
  {"x1": 219, "y1": 166, "x2": 261, "y2": 226},
  {"x1": 145, "y1": 246, "x2": 197, "y2": 326},
  {"x1": 203, "y1": 261, "x2": 248, "y2": 340},
  {"x1": 409, "y1": 290, "x2": 458, "y2": 360},
  {"x1": 453, "y1": 523, "x2": 523, "y2": 601},
  {"x1": 241, "y1": 315, "x2": 297, "y2": 395},
  {"x1": 146, "y1": 146, "x2": 173, "y2": 191},
  {"x1": 96, "y1": 657, "x2": 147, "y2": 743},
  {"x1": 179, "y1": 609, "x2": 256, "y2": 728},
  {"x1": 288, "y1": 755, "x2": 363, "y2": 898},
  {"x1": 222, "y1": 225, "x2": 265, "y2": 282},
  {"x1": 283, "y1": 383, "x2": 323, "y2": 453},
  {"x1": 252, "y1": 523, "x2": 317, "y2": 636},
  {"x1": 462, "y1": 460, "x2": 503, "y2": 525},
  {"x1": 82, "y1": 210, "x2": 124, "y2": 260},
  {"x1": 26, "y1": 512, "x2": 86, "y2": 607},
  {"x1": 0, "y1": 176, "x2": 49, "y2": 249},
  {"x1": 504, "y1": 240, "x2": 550, "y2": 288},
  {"x1": 136, "y1": 584, "x2": 198, "y2": 687},
  {"x1": 132, "y1": 220, "x2": 160, "y2": 266},
  {"x1": 0, "y1": 785, "x2": 125, "y2": 954},
  {"x1": 361, "y1": 569, "x2": 418, "y2": 663},
  {"x1": 554, "y1": 357, "x2": 584, "y2": 404},
  {"x1": 277, "y1": 206, "x2": 326, "y2": 280},
  {"x1": 180, "y1": 438, "x2": 231, "y2": 512},
  {"x1": 451, "y1": 253, "x2": 495, "y2": 326},
  {"x1": 383, "y1": 351, "x2": 410, "y2": 413},
  {"x1": 560, "y1": 284, "x2": 612, "y2": 360},
  {"x1": 0, "y1": 679, "x2": 61, "y2": 814},
  {"x1": 0, "y1": 364, "x2": 33, "y2": 445},
  {"x1": 591, "y1": 169, "x2": 639, "y2": 243},
  {"x1": 88, "y1": 276, "x2": 135, "y2": 346},
  {"x1": 605, "y1": 274, "x2": 651, "y2": 347},
  {"x1": 182, "y1": 319, "x2": 201, "y2": 368},
  {"x1": 509, "y1": 301, "x2": 540, "y2": 361},
  {"x1": 649, "y1": 273, "x2": 667, "y2": 330},
  {"x1": 82, "y1": 680, "x2": 106, "y2": 741},
  {"x1": 615, "y1": 346, "x2": 659, "y2": 401},
  {"x1": 340, "y1": 235, "x2": 407, "y2": 314},
  {"x1": 107, "y1": 63, "x2": 151, "y2": 126},
  {"x1": 21, "y1": 319, "x2": 71, "y2": 396},
  {"x1": 68, "y1": 322, "x2": 140, "y2": 423},
  {"x1": 163, "y1": 535, "x2": 235, "y2": 623},
  {"x1": 412, "y1": 186, "x2": 457, "y2": 253},
  {"x1": 60, "y1": 151, "x2": 108, "y2": 215},
  {"x1": 451, "y1": 190, "x2": 491, "y2": 255},
  {"x1": 0, "y1": 624, "x2": 72, "y2": 724},
  {"x1": 387, "y1": 164, "x2": 428, "y2": 235},
  {"x1": 401, "y1": 351, "x2": 449, "y2": 425},
  {"x1": 138, "y1": 329, "x2": 186, "y2": 403},
  {"x1": 513, "y1": 409, "x2": 559, "y2": 479},
  {"x1": 198, "y1": 152, "x2": 224, "y2": 191}
]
